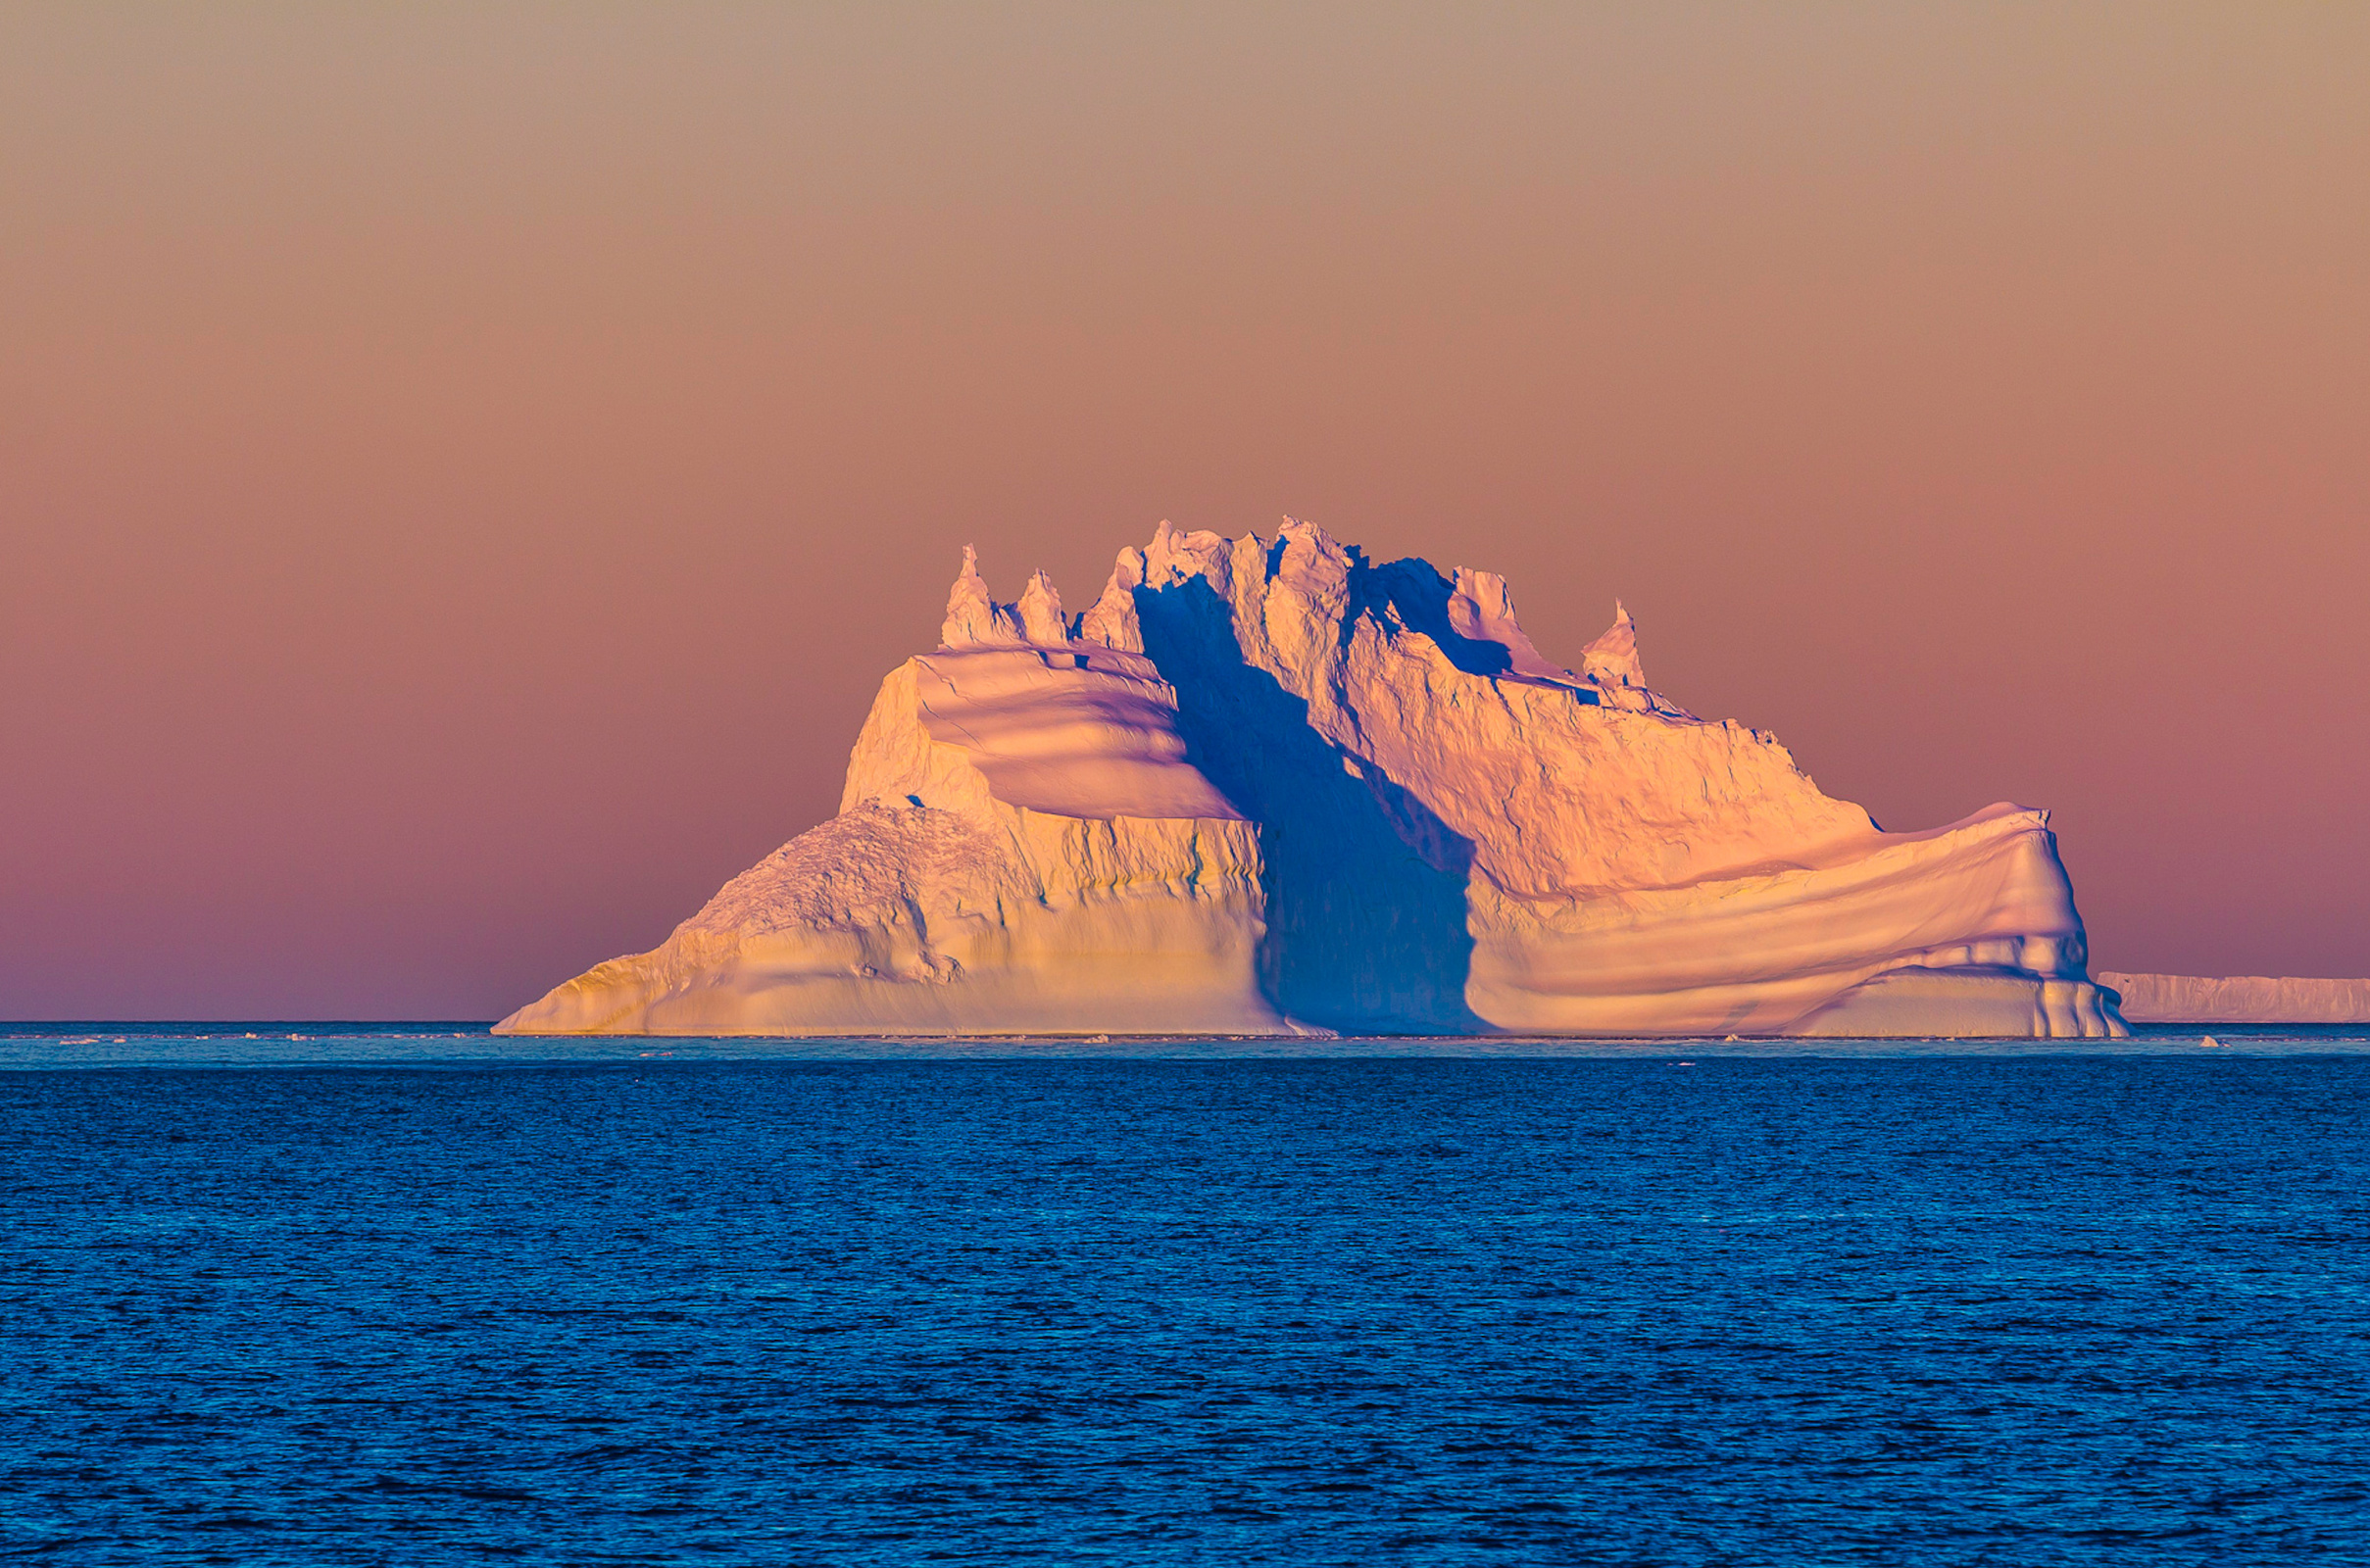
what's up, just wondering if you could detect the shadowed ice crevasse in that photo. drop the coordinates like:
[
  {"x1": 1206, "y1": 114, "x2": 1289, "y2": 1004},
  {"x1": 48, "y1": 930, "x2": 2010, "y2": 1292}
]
[{"x1": 497, "y1": 521, "x2": 2125, "y2": 1038}]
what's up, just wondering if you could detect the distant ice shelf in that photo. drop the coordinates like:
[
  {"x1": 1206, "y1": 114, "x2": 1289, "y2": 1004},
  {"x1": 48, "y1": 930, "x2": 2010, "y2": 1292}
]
[{"x1": 2098, "y1": 973, "x2": 2370, "y2": 1025}]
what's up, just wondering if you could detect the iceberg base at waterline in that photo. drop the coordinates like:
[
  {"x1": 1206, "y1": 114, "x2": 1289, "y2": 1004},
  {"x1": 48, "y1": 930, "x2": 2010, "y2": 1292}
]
[{"x1": 498, "y1": 522, "x2": 2126, "y2": 1040}]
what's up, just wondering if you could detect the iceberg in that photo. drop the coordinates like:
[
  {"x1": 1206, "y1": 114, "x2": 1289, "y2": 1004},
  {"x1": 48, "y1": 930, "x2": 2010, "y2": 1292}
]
[
  {"x1": 499, "y1": 520, "x2": 2126, "y2": 1038},
  {"x1": 2098, "y1": 973, "x2": 2370, "y2": 1025}
]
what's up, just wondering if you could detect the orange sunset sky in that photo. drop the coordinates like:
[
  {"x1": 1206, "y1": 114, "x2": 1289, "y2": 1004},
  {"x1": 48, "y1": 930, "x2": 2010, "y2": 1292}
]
[{"x1": 4, "y1": 4, "x2": 2366, "y2": 1019}]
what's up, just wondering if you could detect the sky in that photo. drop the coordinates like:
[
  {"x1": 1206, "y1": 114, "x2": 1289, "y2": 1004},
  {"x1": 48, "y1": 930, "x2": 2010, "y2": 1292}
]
[{"x1": 4, "y1": 3, "x2": 2366, "y2": 1019}]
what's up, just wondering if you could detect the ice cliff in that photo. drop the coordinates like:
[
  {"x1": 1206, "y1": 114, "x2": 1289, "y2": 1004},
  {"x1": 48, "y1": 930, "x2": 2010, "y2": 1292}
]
[
  {"x1": 2098, "y1": 973, "x2": 2370, "y2": 1025},
  {"x1": 499, "y1": 521, "x2": 2126, "y2": 1038}
]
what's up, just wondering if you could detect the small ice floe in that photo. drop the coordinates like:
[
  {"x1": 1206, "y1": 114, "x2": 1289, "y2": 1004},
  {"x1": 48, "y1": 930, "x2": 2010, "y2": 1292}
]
[{"x1": 2199, "y1": 1035, "x2": 2223, "y2": 1049}]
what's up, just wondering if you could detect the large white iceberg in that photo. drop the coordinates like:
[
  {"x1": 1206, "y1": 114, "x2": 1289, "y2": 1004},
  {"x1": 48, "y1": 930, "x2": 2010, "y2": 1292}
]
[{"x1": 499, "y1": 521, "x2": 2126, "y2": 1038}]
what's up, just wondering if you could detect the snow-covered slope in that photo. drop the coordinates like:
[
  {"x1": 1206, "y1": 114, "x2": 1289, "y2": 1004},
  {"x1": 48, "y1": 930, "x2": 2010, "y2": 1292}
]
[
  {"x1": 498, "y1": 521, "x2": 2124, "y2": 1038},
  {"x1": 2099, "y1": 973, "x2": 2370, "y2": 1024},
  {"x1": 497, "y1": 549, "x2": 1284, "y2": 1037}
]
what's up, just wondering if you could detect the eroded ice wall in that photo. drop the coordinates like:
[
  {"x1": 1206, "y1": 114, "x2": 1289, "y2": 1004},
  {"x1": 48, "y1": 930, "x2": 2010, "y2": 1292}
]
[{"x1": 1114, "y1": 518, "x2": 2122, "y2": 1038}]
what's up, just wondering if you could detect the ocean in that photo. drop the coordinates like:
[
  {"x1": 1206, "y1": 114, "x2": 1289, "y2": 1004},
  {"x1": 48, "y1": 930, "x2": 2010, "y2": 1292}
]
[{"x1": 4, "y1": 1026, "x2": 2367, "y2": 1565}]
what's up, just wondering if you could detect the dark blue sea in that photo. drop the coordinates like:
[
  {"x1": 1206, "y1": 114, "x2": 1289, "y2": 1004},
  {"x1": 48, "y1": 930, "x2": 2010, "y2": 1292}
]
[{"x1": 5, "y1": 1026, "x2": 2368, "y2": 1565}]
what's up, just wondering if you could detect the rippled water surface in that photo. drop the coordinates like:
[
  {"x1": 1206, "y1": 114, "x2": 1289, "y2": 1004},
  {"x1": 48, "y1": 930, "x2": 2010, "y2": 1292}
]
[{"x1": 5, "y1": 1030, "x2": 2368, "y2": 1564}]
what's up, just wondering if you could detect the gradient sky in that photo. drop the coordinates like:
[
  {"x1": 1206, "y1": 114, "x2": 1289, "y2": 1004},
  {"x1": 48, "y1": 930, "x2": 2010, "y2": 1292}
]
[{"x1": 5, "y1": 4, "x2": 2366, "y2": 1019}]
